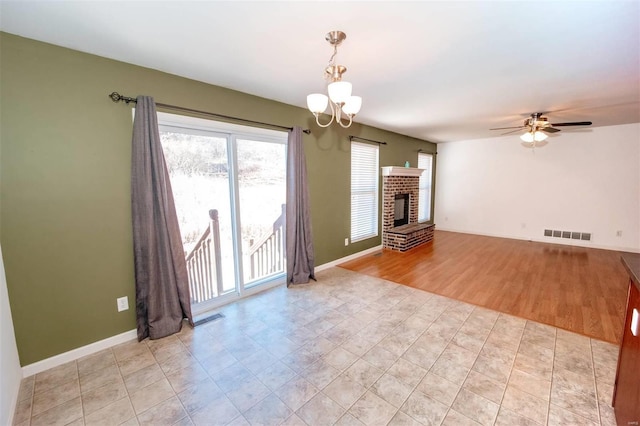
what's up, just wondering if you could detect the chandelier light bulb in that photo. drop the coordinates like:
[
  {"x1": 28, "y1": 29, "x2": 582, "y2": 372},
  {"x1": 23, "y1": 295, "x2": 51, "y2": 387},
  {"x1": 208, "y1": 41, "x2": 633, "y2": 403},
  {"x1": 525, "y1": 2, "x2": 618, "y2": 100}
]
[
  {"x1": 328, "y1": 81, "x2": 352, "y2": 104},
  {"x1": 307, "y1": 94, "x2": 328, "y2": 114},
  {"x1": 342, "y1": 96, "x2": 362, "y2": 116}
]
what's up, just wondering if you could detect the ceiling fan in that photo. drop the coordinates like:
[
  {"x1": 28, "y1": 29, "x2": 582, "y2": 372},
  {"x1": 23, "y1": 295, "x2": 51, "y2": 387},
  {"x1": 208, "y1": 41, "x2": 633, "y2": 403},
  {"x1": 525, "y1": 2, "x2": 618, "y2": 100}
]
[{"x1": 490, "y1": 112, "x2": 592, "y2": 148}]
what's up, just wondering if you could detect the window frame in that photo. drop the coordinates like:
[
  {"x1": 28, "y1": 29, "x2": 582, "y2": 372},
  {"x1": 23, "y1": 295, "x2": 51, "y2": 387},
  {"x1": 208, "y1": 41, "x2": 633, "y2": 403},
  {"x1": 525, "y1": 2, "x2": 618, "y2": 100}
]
[
  {"x1": 418, "y1": 152, "x2": 434, "y2": 223},
  {"x1": 350, "y1": 141, "x2": 380, "y2": 243}
]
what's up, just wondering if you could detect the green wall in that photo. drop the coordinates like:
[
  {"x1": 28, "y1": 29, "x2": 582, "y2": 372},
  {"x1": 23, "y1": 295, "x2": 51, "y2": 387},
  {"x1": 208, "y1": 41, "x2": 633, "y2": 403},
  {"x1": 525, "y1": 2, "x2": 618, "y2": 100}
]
[{"x1": 0, "y1": 32, "x2": 437, "y2": 365}]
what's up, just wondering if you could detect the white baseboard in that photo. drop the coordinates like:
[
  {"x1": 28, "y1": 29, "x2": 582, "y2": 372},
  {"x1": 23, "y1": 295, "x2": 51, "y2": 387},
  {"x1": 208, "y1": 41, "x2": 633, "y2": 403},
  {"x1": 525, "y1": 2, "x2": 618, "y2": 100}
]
[
  {"x1": 435, "y1": 227, "x2": 640, "y2": 254},
  {"x1": 316, "y1": 245, "x2": 383, "y2": 272},
  {"x1": 22, "y1": 329, "x2": 137, "y2": 377}
]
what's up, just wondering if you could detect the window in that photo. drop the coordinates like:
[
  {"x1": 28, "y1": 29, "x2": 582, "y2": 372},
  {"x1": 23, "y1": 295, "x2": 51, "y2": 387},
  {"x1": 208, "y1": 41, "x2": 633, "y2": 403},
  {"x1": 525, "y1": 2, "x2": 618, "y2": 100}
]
[
  {"x1": 351, "y1": 141, "x2": 379, "y2": 242},
  {"x1": 418, "y1": 152, "x2": 434, "y2": 222}
]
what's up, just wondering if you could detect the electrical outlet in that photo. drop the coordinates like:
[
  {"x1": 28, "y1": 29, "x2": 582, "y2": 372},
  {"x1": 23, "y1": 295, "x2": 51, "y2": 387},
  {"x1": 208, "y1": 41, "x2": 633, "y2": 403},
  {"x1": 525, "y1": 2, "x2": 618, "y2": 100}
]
[
  {"x1": 616, "y1": 230, "x2": 622, "y2": 237},
  {"x1": 117, "y1": 296, "x2": 129, "y2": 312},
  {"x1": 344, "y1": 238, "x2": 349, "y2": 246}
]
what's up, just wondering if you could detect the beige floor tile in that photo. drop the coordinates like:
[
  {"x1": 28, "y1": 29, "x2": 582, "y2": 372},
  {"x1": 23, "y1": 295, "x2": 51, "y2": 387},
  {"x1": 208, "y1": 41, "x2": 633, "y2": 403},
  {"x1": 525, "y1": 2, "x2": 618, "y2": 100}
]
[
  {"x1": 508, "y1": 369, "x2": 551, "y2": 401},
  {"x1": 80, "y1": 363, "x2": 122, "y2": 393},
  {"x1": 462, "y1": 370, "x2": 505, "y2": 404},
  {"x1": 122, "y1": 362, "x2": 164, "y2": 393},
  {"x1": 274, "y1": 376, "x2": 319, "y2": 412},
  {"x1": 323, "y1": 347, "x2": 359, "y2": 371},
  {"x1": 324, "y1": 374, "x2": 367, "y2": 409},
  {"x1": 210, "y1": 362, "x2": 254, "y2": 393},
  {"x1": 361, "y1": 345, "x2": 398, "y2": 371},
  {"x1": 117, "y1": 349, "x2": 157, "y2": 377},
  {"x1": 190, "y1": 395, "x2": 240, "y2": 426},
  {"x1": 138, "y1": 395, "x2": 187, "y2": 426},
  {"x1": 441, "y1": 409, "x2": 482, "y2": 426},
  {"x1": 129, "y1": 377, "x2": 175, "y2": 414},
  {"x1": 113, "y1": 340, "x2": 150, "y2": 363},
  {"x1": 242, "y1": 393, "x2": 292, "y2": 426},
  {"x1": 344, "y1": 359, "x2": 383, "y2": 389},
  {"x1": 494, "y1": 407, "x2": 541, "y2": 426},
  {"x1": 30, "y1": 396, "x2": 83, "y2": 426},
  {"x1": 548, "y1": 403, "x2": 598, "y2": 426},
  {"x1": 550, "y1": 380, "x2": 599, "y2": 423},
  {"x1": 502, "y1": 385, "x2": 548, "y2": 425},
  {"x1": 386, "y1": 358, "x2": 427, "y2": 388},
  {"x1": 300, "y1": 358, "x2": 340, "y2": 389},
  {"x1": 81, "y1": 378, "x2": 127, "y2": 415},
  {"x1": 335, "y1": 412, "x2": 366, "y2": 426},
  {"x1": 280, "y1": 413, "x2": 306, "y2": 426},
  {"x1": 225, "y1": 377, "x2": 270, "y2": 413},
  {"x1": 430, "y1": 356, "x2": 471, "y2": 386},
  {"x1": 348, "y1": 391, "x2": 397, "y2": 426},
  {"x1": 158, "y1": 349, "x2": 198, "y2": 376},
  {"x1": 416, "y1": 372, "x2": 460, "y2": 406},
  {"x1": 370, "y1": 373, "x2": 413, "y2": 408},
  {"x1": 387, "y1": 410, "x2": 422, "y2": 425},
  {"x1": 342, "y1": 335, "x2": 377, "y2": 357},
  {"x1": 255, "y1": 361, "x2": 297, "y2": 391},
  {"x1": 239, "y1": 350, "x2": 278, "y2": 376},
  {"x1": 16, "y1": 376, "x2": 35, "y2": 403},
  {"x1": 296, "y1": 392, "x2": 346, "y2": 425},
  {"x1": 513, "y1": 352, "x2": 553, "y2": 381},
  {"x1": 452, "y1": 388, "x2": 500, "y2": 426},
  {"x1": 12, "y1": 397, "x2": 32, "y2": 425},
  {"x1": 399, "y1": 390, "x2": 448, "y2": 426},
  {"x1": 166, "y1": 362, "x2": 210, "y2": 394},
  {"x1": 472, "y1": 355, "x2": 517, "y2": 383},
  {"x1": 34, "y1": 361, "x2": 78, "y2": 394},
  {"x1": 177, "y1": 378, "x2": 224, "y2": 414},
  {"x1": 32, "y1": 378, "x2": 80, "y2": 416},
  {"x1": 84, "y1": 397, "x2": 135, "y2": 426},
  {"x1": 78, "y1": 349, "x2": 117, "y2": 377},
  {"x1": 553, "y1": 365, "x2": 597, "y2": 398},
  {"x1": 451, "y1": 329, "x2": 486, "y2": 354}
]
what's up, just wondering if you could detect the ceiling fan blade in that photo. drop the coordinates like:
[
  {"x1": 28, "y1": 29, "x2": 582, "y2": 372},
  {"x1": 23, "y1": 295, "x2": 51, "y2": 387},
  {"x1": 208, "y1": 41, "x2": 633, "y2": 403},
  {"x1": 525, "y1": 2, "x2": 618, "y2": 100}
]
[
  {"x1": 541, "y1": 127, "x2": 561, "y2": 133},
  {"x1": 550, "y1": 121, "x2": 592, "y2": 126},
  {"x1": 490, "y1": 126, "x2": 526, "y2": 130},
  {"x1": 501, "y1": 128, "x2": 524, "y2": 136}
]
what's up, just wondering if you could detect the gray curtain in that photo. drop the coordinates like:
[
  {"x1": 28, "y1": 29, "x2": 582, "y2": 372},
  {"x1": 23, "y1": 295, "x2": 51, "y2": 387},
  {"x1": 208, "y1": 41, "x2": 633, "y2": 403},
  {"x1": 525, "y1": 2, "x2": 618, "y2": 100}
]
[
  {"x1": 131, "y1": 96, "x2": 193, "y2": 340},
  {"x1": 286, "y1": 126, "x2": 316, "y2": 285}
]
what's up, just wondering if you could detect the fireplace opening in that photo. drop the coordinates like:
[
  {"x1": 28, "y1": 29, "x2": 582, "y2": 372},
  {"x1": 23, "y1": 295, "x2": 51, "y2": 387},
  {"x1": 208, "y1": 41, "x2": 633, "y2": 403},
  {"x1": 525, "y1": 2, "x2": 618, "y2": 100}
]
[{"x1": 394, "y1": 193, "x2": 410, "y2": 227}]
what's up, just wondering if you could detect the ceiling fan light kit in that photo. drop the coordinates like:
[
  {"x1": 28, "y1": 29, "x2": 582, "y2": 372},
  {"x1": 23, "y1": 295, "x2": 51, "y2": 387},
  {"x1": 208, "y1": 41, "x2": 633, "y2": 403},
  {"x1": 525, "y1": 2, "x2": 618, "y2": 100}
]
[
  {"x1": 490, "y1": 112, "x2": 592, "y2": 148},
  {"x1": 307, "y1": 30, "x2": 362, "y2": 128}
]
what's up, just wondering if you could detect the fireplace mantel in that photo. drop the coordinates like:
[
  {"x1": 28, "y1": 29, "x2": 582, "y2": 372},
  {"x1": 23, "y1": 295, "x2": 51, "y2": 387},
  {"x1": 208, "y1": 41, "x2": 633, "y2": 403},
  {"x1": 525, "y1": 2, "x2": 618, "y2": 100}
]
[{"x1": 381, "y1": 166, "x2": 424, "y2": 177}]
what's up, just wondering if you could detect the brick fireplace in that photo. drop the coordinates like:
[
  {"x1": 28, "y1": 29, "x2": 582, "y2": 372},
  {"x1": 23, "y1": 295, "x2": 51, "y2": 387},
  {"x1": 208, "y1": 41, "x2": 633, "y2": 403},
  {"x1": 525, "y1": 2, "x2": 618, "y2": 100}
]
[{"x1": 382, "y1": 166, "x2": 435, "y2": 252}]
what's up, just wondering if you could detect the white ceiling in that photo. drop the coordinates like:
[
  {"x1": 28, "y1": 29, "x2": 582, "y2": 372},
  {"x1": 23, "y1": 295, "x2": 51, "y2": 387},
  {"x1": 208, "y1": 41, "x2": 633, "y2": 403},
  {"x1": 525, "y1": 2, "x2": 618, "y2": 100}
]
[{"x1": 1, "y1": 1, "x2": 639, "y2": 143}]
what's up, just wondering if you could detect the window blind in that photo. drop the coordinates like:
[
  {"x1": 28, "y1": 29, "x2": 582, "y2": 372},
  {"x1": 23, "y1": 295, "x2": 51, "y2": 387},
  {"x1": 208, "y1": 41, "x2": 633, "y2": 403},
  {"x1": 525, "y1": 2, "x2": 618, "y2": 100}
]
[
  {"x1": 351, "y1": 141, "x2": 379, "y2": 242},
  {"x1": 418, "y1": 152, "x2": 433, "y2": 222}
]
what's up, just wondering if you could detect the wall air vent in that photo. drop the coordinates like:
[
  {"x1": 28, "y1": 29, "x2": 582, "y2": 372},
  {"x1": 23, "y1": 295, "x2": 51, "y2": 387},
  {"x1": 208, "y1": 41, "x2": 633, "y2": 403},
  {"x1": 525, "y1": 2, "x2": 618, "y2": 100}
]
[{"x1": 544, "y1": 229, "x2": 592, "y2": 242}]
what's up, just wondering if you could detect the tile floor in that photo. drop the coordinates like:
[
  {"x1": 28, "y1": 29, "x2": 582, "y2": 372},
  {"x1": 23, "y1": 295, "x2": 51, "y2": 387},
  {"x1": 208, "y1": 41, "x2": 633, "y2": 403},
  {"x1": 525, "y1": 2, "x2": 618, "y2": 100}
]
[{"x1": 13, "y1": 267, "x2": 620, "y2": 426}]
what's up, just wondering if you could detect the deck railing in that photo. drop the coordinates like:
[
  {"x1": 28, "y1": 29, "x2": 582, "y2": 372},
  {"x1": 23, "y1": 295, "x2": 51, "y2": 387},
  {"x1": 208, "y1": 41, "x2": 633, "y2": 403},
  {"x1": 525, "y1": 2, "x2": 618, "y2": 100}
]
[
  {"x1": 185, "y1": 209, "x2": 223, "y2": 304},
  {"x1": 248, "y1": 204, "x2": 286, "y2": 281}
]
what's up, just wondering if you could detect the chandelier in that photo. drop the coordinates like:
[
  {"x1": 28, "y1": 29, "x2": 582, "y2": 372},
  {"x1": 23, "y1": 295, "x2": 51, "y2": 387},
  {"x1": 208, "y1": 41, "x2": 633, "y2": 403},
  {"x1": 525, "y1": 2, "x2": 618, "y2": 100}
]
[{"x1": 307, "y1": 31, "x2": 362, "y2": 128}]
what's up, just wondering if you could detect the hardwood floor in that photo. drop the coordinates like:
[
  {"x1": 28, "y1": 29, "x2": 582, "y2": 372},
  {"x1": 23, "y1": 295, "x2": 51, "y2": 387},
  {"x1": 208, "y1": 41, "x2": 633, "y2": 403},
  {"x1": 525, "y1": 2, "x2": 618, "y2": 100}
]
[{"x1": 340, "y1": 230, "x2": 629, "y2": 344}]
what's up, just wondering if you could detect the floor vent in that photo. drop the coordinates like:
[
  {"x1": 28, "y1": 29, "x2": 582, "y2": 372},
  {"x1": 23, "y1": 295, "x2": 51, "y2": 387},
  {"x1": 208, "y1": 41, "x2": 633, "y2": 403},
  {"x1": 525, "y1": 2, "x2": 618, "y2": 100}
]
[
  {"x1": 544, "y1": 229, "x2": 591, "y2": 241},
  {"x1": 194, "y1": 313, "x2": 224, "y2": 327}
]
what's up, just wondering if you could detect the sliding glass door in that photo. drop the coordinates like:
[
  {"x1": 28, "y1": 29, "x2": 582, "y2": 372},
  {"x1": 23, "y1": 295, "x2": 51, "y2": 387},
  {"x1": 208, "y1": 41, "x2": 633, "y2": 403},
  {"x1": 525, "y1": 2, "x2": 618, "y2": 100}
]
[{"x1": 158, "y1": 113, "x2": 287, "y2": 314}]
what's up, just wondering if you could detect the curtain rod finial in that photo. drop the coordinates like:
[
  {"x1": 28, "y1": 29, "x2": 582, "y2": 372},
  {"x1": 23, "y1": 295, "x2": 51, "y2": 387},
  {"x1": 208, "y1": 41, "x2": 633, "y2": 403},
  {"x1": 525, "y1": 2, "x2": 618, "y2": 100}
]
[{"x1": 109, "y1": 92, "x2": 121, "y2": 102}]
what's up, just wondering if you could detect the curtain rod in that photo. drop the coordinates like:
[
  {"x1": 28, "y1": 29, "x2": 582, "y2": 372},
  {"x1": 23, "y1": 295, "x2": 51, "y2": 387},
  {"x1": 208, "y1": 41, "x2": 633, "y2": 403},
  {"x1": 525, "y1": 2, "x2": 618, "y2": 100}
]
[
  {"x1": 348, "y1": 135, "x2": 387, "y2": 145},
  {"x1": 109, "y1": 92, "x2": 311, "y2": 134}
]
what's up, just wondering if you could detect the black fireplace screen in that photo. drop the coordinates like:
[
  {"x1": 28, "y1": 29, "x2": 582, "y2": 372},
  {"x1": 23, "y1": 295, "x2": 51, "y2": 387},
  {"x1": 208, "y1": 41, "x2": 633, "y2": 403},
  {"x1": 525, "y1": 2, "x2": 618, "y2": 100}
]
[{"x1": 394, "y1": 193, "x2": 410, "y2": 227}]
